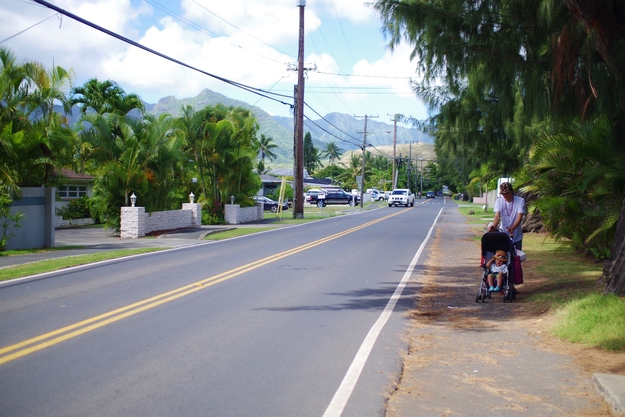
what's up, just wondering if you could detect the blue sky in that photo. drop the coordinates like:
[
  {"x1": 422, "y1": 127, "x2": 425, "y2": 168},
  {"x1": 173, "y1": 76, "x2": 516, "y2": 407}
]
[{"x1": 1, "y1": 0, "x2": 429, "y2": 124}]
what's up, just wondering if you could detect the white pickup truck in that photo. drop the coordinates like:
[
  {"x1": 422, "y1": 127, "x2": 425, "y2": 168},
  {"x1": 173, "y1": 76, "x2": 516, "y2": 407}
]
[{"x1": 388, "y1": 189, "x2": 415, "y2": 207}]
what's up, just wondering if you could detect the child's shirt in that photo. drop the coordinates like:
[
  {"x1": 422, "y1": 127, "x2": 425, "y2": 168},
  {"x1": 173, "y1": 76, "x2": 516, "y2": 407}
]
[{"x1": 490, "y1": 263, "x2": 508, "y2": 274}]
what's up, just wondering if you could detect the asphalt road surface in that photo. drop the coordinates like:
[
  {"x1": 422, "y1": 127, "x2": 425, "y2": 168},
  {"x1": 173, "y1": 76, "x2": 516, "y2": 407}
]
[{"x1": 0, "y1": 200, "x2": 447, "y2": 417}]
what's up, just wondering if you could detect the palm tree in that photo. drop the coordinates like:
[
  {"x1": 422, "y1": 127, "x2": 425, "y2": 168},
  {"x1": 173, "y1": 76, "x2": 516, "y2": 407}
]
[
  {"x1": 338, "y1": 153, "x2": 363, "y2": 190},
  {"x1": 177, "y1": 104, "x2": 260, "y2": 209},
  {"x1": 257, "y1": 134, "x2": 277, "y2": 164},
  {"x1": 70, "y1": 78, "x2": 144, "y2": 116},
  {"x1": 521, "y1": 116, "x2": 625, "y2": 257},
  {"x1": 85, "y1": 112, "x2": 184, "y2": 230},
  {"x1": 322, "y1": 141, "x2": 343, "y2": 166},
  {"x1": 322, "y1": 141, "x2": 343, "y2": 179},
  {"x1": 0, "y1": 47, "x2": 76, "y2": 193},
  {"x1": 369, "y1": 167, "x2": 391, "y2": 192}
]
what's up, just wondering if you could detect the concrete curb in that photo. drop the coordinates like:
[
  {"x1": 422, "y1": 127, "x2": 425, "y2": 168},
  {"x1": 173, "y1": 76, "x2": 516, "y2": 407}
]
[{"x1": 593, "y1": 373, "x2": 625, "y2": 416}]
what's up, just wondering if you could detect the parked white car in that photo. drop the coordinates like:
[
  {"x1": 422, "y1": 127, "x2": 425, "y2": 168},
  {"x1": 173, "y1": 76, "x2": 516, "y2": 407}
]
[
  {"x1": 388, "y1": 189, "x2": 415, "y2": 207},
  {"x1": 370, "y1": 190, "x2": 386, "y2": 201}
]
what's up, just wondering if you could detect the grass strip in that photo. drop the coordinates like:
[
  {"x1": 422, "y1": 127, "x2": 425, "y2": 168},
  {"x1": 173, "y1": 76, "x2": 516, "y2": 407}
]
[
  {"x1": 0, "y1": 246, "x2": 83, "y2": 256},
  {"x1": 521, "y1": 233, "x2": 604, "y2": 309},
  {"x1": 204, "y1": 228, "x2": 275, "y2": 240},
  {"x1": 508, "y1": 233, "x2": 623, "y2": 351},
  {"x1": 553, "y1": 293, "x2": 625, "y2": 351},
  {"x1": 0, "y1": 248, "x2": 166, "y2": 282}
]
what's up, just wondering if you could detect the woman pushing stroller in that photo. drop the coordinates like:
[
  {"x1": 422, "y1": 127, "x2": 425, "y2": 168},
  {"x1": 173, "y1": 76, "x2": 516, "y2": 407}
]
[{"x1": 487, "y1": 182, "x2": 526, "y2": 250}]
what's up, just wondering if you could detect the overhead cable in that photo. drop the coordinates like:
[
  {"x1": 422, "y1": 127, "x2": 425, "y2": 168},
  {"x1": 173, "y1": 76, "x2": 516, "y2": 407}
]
[
  {"x1": 32, "y1": 0, "x2": 294, "y2": 107},
  {"x1": 317, "y1": 71, "x2": 412, "y2": 80},
  {"x1": 31, "y1": 0, "x2": 371, "y2": 144},
  {"x1": 304, "y1": 102, "x2": 360, "y2": 142},
  {"x1": 191, "y1": 0, "x2": 295, "y2": 60},
  {"x1": 303, "y1": 115, "x2": 362, "y2": 148},
  {"x1": 0, "y1": 12, "x2": 59, "y2": 44}
]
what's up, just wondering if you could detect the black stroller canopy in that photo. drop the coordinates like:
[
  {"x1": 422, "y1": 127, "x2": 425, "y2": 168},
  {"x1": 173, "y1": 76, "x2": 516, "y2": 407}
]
[{"x1": 481, "y1": 232, "x2": 514, "y2": 255}]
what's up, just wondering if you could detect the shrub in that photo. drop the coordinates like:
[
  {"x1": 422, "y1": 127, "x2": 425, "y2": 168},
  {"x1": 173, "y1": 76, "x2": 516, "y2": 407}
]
[{"x1": 56, "y1": 197, "x2": 93, "y2": 220}]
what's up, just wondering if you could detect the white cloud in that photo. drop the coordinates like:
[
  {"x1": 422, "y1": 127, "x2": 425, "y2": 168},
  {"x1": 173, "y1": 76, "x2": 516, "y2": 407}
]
[{"x1": 0, "y1": 0, "x2": 427, "y2": 118}]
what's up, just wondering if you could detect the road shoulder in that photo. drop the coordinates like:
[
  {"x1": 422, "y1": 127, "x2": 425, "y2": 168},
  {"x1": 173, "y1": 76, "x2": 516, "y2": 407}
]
[{"x1": 386, "y1": 206, "x2": 612, "y2": 417}]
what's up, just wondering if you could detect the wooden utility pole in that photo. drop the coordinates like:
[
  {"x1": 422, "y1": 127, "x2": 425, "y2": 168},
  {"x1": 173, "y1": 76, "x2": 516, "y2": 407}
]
[
  {"x1": 388, "y1": 114, "x2": 401, "y2": 190},
  {"x1": 355, "y1": 115, "x2": 379, "y2": 208},
  {"x1": 293, "y1": 0, "x2": 306, "y2": 219}
]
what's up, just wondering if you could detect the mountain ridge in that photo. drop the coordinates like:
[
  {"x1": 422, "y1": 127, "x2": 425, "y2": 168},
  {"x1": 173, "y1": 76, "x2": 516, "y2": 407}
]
[{"x1": 148, "y1": 89, "x2": 433, "y2": 163}]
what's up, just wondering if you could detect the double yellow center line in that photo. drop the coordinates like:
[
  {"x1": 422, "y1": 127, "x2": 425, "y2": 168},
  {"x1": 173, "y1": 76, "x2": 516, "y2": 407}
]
[{"x1": 0, "y1": 209, "x2": 407, "y2": 366}]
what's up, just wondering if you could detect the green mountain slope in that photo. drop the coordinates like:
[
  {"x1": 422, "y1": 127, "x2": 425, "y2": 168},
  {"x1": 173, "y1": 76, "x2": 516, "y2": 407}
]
[{"x1": 148, "y1": 89, "x2": 433, "y2": 164}]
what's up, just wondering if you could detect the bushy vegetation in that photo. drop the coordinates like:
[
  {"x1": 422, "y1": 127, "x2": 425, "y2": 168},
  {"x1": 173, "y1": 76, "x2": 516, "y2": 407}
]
[
  {"x1": 1, "y1": 46, "x2": 266, "y2": 235},
  {"x1": 374, "y1": 0, "x2": 625, "y2": 294},
  {"x1": 56, "y1": 196, "x2": 94, "y2": 220}
]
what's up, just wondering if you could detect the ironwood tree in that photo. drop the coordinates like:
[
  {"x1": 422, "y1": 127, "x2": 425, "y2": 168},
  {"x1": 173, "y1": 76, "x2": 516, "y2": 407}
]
[{"x1": 374, "y1": 0, "x2": 625, "y2": 295}]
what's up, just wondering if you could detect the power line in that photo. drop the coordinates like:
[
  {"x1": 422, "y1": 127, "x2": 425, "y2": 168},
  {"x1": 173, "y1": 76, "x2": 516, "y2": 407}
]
[
  {"x1": 190, "y1": 0, "x2": 294, "y2": 60},
  {"x1": 328, "y1": 1, "x2": 379, "y2": 116},
  {"x1": 143, "y1": 1, "x2": 288, "y2": 64},
  {"x1": 32, "y1": 0, "x2": 293, "y2": 107},
  {"x1": 317, "y1": 71, "x2": 413, "y2": 80},
  {"x1": 0, "y1": 11, "x2": 59, "y2": 44},
  {"x1": 144, "y1": 0, "x2": 220, "y2": 39},
  {"x1": 29, "y1": 1, "x2": 385, "y2": 147},
  {"x1": 303, "y1": 115, "x2": 361, "y2": 148},
  {"x1": 304, "y1": 103, "x2": 360, "y2": 143}
]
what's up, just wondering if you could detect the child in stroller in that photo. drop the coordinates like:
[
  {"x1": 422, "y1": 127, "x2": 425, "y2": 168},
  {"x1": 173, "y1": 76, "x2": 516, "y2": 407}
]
[
  {"x1": 486, "y1": 250, "x2": 508, "y2": 292},
  {"x1": 476, "y1": 232, "x2": 518, "y2": 303}
]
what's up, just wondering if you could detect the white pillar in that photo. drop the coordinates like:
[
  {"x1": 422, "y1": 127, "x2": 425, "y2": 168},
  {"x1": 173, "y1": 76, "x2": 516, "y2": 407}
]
[
  {"x1": 121, "y1": 206, "x2": 145, "y2": 238},
  {"x1": 224, "y1": 204, "x2": 240, "y2": 224},
  {"x1": 182, "y1": 203, "x2": 202, "y2": 227}
]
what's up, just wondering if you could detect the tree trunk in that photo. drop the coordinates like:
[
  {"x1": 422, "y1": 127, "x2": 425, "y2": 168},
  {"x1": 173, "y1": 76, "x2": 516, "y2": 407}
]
[{"x1": 601, "y1": 198, "x2": 625, "y2": 296}]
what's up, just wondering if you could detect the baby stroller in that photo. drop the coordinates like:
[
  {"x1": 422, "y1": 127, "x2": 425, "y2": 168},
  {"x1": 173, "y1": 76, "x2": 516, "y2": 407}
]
[{"x1": 476, "y1": 232, "x2": 518, "y2": 303}]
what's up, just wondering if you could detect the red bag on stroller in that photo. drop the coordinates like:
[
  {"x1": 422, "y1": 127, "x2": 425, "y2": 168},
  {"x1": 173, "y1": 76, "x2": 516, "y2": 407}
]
[{"x1": 512, "y1": 253, "x2": 523, "y2": 284}]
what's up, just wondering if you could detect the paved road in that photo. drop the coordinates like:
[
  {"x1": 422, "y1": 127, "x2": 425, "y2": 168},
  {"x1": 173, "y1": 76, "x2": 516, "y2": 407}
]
[
  {"x1": 0, "y1": 200, "x2": 625, "y2": 417},
  {"x1": 0, "y1": 204, "x2": 442, "y2": 417}
]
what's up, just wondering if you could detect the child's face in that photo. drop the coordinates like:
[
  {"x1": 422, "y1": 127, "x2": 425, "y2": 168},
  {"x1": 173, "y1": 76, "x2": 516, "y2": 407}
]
[{"x1": 495, "y1": 258, "x2": 505, "y2": 265}]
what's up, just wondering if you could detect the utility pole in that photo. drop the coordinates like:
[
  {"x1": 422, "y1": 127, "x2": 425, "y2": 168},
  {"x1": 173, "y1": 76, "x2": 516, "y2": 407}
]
[
  {"x1": 355, "y1": 115, "x2": 388, "y2": 208},
  {"x1": 408, "y1": 141, "x2": 412, "y2": 190},
  {"x1": 418, "y1": 157, "x2": 424, "y2": 197},
  {"x1": 355, "y1": 115, "x2": 374, "y2": 208},
  {"x1": 293, "y1": 0, "x2": 306, "y2": 219},
  {"x1": 388, "y1": 114, "x2": 401, "y2": 190}
]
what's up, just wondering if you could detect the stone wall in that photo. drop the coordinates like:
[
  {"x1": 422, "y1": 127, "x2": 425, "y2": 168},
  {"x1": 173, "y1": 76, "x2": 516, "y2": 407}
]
[
  {"x1": 224, "y1": 203, "x2": 263, "y2": 225},
  {"x1": 144, "y1": 209, "x2": 194, "y2": 234},
  {"x1": 120, "y1": 202, "x2": 263, "y2": 238},
  {"x1": 120, "y1": 203, "x2": 201, "y2": 239}
]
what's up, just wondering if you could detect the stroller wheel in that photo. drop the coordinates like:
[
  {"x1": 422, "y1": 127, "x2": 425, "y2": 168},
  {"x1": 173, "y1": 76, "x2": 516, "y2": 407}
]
[{"x1": 476, "y1": 294, "x2": 481, "y2": 303}]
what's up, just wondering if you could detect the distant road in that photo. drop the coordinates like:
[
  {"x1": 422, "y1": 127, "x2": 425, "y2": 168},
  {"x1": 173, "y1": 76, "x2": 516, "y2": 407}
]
[{"x1": 0, "y1": 200, "x2": 445, "y2": 417}]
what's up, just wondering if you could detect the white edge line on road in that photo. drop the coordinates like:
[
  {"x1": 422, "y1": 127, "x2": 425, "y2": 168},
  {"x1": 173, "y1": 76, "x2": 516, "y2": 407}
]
[{"x1": 322, "y1": 207, "x2": 445, "y2": 417}]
